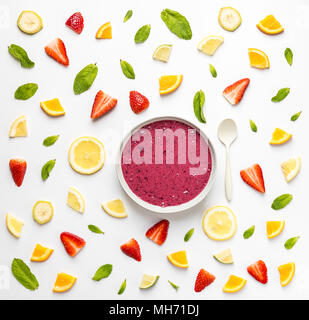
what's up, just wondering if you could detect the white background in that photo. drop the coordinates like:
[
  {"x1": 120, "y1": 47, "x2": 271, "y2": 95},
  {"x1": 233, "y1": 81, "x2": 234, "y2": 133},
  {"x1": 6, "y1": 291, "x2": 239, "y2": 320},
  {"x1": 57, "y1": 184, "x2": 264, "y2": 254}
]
[{"x1": 0, "y1": 0, "x2": 308, "y2": 300}]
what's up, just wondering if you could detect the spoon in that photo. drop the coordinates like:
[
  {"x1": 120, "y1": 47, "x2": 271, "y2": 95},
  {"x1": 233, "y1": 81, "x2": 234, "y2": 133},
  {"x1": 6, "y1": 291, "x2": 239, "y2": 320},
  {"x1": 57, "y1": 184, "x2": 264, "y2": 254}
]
[{"x1": 218, "y1": 119, "x2": 238, "y2": 201}]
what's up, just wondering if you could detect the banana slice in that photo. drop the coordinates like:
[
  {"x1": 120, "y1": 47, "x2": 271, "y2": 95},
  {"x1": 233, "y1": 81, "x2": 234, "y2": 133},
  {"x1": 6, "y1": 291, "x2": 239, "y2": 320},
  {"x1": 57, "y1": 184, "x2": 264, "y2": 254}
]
[
  {"x1": 218, "y1": 7, "x2": 241, "y2": 31},
  {"x1": 17, "y1": 11, "x2": 43, "y2": 34},
  {"x1": 33, "y1": 201, "x2": 53, "y2": 224}
]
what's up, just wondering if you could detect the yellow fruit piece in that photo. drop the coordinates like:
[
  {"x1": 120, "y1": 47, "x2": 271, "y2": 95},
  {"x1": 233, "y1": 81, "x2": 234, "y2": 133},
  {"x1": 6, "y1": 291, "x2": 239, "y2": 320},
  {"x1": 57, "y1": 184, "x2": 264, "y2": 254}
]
[
  {"x1": 102, "y1": 199, "x2": 127, "y2": 218},
  {"x1": 33, "y1": 201, "x2": 53, "y2": 225},
  {"x1": 281, "y1": 157, "x2": 301, "y2": 182},
  {"x1": 159, "y1": 75, "x2": 183, "y2": 95},
  {"x1": 167, "y1": 250, "x2": 188, "y2": 268},
  {"x1": 31, "y1": 244, "x2": 54, "y2": 262},
  {"x1": 9, "y1": 115, "x2": 28, "y2": 137},
  {"x1": 270, "y1": 128, "x2": 292, "y2": 145},
  {"x1": 153, "y1": 44, "x2": 172, "y2": 62},
  {"x1": 17, "y1": 11, "x2": 43, "y2": 35},
  {"x1": 40, "y1": 98, "x2": 65, "y2": 117},
  {"x1": 6, "y1": 213, "x2": 24, "y2": 238},
  {"x1": 257, "y1": 15, "x2": 284, "y2": 35},
  {"x1": 67, "y1": 187, "x2": 85, "y2": 213},
  {"x1": 139, "y1": 274, "x2": 159, "y2": 289},
  {"x1": 53, "y1": 273, "x2": 77, "y2": 293},
  {"x1": 69, "y1": 136, "x2": 105, "y2": 175},
  {"x1": 218, "y1": 7, "x2": 242, "y2": 31},
  {"x1": 213, "y1": 248, "x2": 233, "y2": 264},
  {"x1": 223, "y1": 275, "x2": 247, "y2": 293},
  {"x1": 202, "y1": 206, "x2": 237, "y2": 241},
  {"x1": 266, "y1": 221, "x2": 285, "y2": 239},
  {"x1": 278, "y1": 262, "x2": 295, "y2": 287},
  {"x1": 96, "y1": 22, "x2": 112, "y2": 39},
  {"x1": 197, "y1": 36, "x2": 224, "y2": 56},
  {"x1": 248, "y1": 48, "x2": 270, "y2": 69}
]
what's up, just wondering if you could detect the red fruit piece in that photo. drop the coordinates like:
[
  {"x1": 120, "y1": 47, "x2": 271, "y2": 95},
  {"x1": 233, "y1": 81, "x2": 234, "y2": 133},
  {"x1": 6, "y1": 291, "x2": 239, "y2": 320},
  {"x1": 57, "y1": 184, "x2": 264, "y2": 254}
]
[
  {"x1": 247, "y1": 260, "x2": 268, "y2": 284},
  {"x1": 9, "y1": 159, "x2": 27, "y2": 187},
  {"x1": 60, "y1": 232, "x2": 86, "y2": 257},
  {"x1": 129, "y1": 91, "x2": 149, "y2": 114},
  {"x1": 65, "y1": 12, "x2": 84, "y2": 34},
  {"x1": 45, "y1": 38, "x2": 69, "y2": 66},
  {"x1": 194, "y1": 268, "x2": 216, "y2": 292},
  {"x1": 240, "y1": 164, "x2": 265, "y2": 193},
  {"x1": 120, "y1": 238, "x2": 141, "y2": 261},
  {"x1": 91, "y1": 90, "x2": 117, "y2": 119},
  {"x1": 146, "y1": 219, "x2": 169, "y2": 246},
  {"x1": 223, "y1": 78, "x2": 250, "y2": 105}
]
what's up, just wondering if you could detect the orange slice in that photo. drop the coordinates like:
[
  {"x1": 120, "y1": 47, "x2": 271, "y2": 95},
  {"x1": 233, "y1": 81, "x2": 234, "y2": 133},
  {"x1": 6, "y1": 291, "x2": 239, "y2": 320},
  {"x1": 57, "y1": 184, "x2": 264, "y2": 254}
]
[
  {"x1": 53, "y1": 272, "x2": 77, "y2": 293},
  {"x1": 248, "y1": 48, "x2": 270, "y2": 69},
  {"x1": 266, "y1": 221, "x2": 285, "y2": 239},
  {"x1": 223, "y1": 275, "x2": 247, "y2": 293},
  {"x1": 278, "y1": 262, "x2": 295, "y2": 287},
  {"x1": 96, "y1": 22, "x2": 112, "y2": 39},
  {"x1": 40, "y1": 98, "x2": 65, "y2": 117},
  {"x1": 31, "y1": 244, "x2": 54, "y2": 262},
  {"x1": 167, "y1": 250, "x2": 188, "y2": 268},
  {"x1": 270, "y1": 128, "x2": 292, "y2": 145},
  {"x1": 159, "y1": 75, "x2": 183, "y2": 95},
  {"x1": 257, "y1": 15, "x2": 284, "y2": 35}
]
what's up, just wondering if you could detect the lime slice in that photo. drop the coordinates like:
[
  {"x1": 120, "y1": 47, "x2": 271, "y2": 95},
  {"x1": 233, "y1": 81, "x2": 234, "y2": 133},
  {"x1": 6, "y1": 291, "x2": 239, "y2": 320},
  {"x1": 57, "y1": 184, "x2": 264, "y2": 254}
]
[
  {"x1": 213, "y1": 248, "x2": 233, "y2": 264},
  {"x1": 218, "y1": 7, "x2": 241, "y2": 31},
  {"x1": 33, "y1": 201, "x2": 53, "y2": 224},
  {"x1": 139, "y1": 274, "x2": 159, "y2": 289},
  {"x1": 17, "y1": 11, "x2": 43, "y2": 34},
  {"x1": 153, "y1": 44, "x2": 172, "y2": 62}
]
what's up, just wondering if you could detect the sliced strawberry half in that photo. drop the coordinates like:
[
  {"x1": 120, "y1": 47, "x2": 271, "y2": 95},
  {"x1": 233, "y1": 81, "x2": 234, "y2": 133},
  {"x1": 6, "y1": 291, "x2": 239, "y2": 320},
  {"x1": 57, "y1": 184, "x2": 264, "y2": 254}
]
[
  {"x1": 45, "y1": 38, "x2": 69, "y2": 66},
  {"x1": 9, "y1": 159, "x2": 27, "y2": 187},
  {"x1": 91, "y1": 90, "x2": 117, "y2": 119},
  {"x1": 146, "y1": 219, "x2": 169, "y2": 246},
  {"x1": 247, "y1": 260, "x2": 268, "y2": 284},
  {"x1": 240, "y1": 164, "x2": 265, "y2": 193},
  {"x1": 60, "y1": 232, "x2": 86, "y2": 257},
  {"x1": 129, "y1": 91, "x2": 149, "y2": 114},
  {"x1": 194, "y1": 268, "x2": 216, "y2": 292},
  {"x1": 65, "y1": 12, "x2": 84, "y2": 34},
  {"x1": 120, "y1": 238, "x2": 141, "y2": 261},
  {"x1": 223, "y1": 78, "x2": 250, "y2": 105}
]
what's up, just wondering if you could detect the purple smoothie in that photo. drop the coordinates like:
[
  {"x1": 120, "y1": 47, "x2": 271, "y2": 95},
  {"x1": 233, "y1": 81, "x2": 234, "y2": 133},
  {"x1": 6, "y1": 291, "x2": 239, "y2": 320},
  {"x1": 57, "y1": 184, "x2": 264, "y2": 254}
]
[{"x1": 121, "y1": 120, "x2": 212, "y2": 207}]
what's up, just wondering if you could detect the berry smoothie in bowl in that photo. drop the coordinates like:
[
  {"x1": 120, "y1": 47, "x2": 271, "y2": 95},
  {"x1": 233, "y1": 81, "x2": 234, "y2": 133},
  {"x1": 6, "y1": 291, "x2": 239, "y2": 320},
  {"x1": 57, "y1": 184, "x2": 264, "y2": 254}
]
[{"x1": 116, "y1": 117, "x2": 216, "y2": 213}]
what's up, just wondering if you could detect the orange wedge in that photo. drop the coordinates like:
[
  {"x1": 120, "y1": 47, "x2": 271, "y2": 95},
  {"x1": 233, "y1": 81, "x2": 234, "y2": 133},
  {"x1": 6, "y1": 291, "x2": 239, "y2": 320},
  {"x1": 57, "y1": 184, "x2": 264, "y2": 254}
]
[
  {"x1": 53, "y1": 272, "x2": 77, "y2": 293},
  {"x1": 167, "y1": 250, "x2": 188, "y2": 268},
  {"x1": 266, "y1": 221, "x2": 285, "y2": 239},
  {"x1": 40, "y1": 98, "x2": 65, "y2": 117},
  {"x1": 96, "y1": 22, "x2": 112, "y2": 39},
  {"x1": 223, "y1": 275, "x2": 247, "y2": 293},
  {"x1": 159, "y1": 75, "x2": 183, "y2": 95},
  {"x1": 31, "y1": 244, "x2": 54, "y2": 262},
  {"x1": 257, "y1": 15, "x2": 284, "y2": 35},
  {"x1": 278, "y1": 262, "x2": 295, "y2": 287},
  {"x1": 270, "y1": 128, "x2": 292, "y2": 145},
  {"x1": 248, "y1": 48, "x2": 270, "y2": 69}
]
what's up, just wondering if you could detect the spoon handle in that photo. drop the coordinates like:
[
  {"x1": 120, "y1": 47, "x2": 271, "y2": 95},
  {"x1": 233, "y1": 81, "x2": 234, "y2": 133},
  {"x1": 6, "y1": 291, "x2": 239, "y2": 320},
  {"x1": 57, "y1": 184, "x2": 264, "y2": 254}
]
[{"x1": 225, "y1": 146, "x2": 232, "y2": 201}]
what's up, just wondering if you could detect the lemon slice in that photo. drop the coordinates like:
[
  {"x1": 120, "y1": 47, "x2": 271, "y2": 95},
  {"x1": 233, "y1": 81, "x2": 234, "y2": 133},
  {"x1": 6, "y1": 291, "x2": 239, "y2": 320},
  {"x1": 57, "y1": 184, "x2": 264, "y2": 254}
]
[
  {"x1": 197, "y1": 36, "x2": 224, "y2": 56},
  {"x1": 53, "y1": 273, "x2": 77, "y2": 293},
  {"x1": 248, "y1": 48, "x2": 270, "y2": 69},
  {"x1": 31, "y1": 244, "x2": 54, "y2": 262},
  {"x1": 9, "y1": 115, "x2": 28, "y2": 138},
  {"x1": 159, "y1": 75, "x2": 183, "y2": 95},
  {"x1": 102, "y1": 199, "x2": 127, "y2": 218},
  {"x1": 167, "y1": 250, "x2": 189, "y2": 268},
  {"x1": 280, "y1": 157, "x2": 301, "y2": 182},
  {"x1": 278, "y1": 262, "x2": 295, "y2": 287},
  {"x1": 67, "y1": 187, "x2": 85, "y2": 213},
  {"x1": 33, "y1": 201, "x2": 53, "y2": 225},
  {"x1": 266, "y1": 221, "x2": 285, "y2": 239},
  {"x1": 17, "y1": 11, "x2": 43, "y2": 34},
  {"x1": 153, "y1": 44, "x2": 172, "y2": 62},
  {"x1": 218, "y1": 7, "x2": 241, "y2": 31},
  {"x1": 69, "y1": 136, "x2": 105, "y2": 175},
  {"x1": 139, "y1": 274, "x2": 159, "y2": 289},
  {"x1": 202, "y1": 206, "x2": 237, "y2": 241},
  {"x1": 223, "y1": 275, "x2": 247, "y2": 293},
  {"x1": 6, "y1": 213, "x2": 24, "y2": 238},
  {"x1": 40, "y1": 98, "x2": 65, "y2": 117},
  {"x1": 269, "y1": 128, "x2": 292, "y2": 145},
  {"x1": 213, "y1": 248, "x2": 233, "y2": 264}
]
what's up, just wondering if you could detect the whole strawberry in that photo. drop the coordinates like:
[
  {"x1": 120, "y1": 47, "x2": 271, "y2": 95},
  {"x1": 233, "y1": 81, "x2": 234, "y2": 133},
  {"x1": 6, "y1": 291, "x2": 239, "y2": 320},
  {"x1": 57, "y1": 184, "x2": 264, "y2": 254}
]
[
  {"x1": 9, "y1": 159, "x2": 27, "y2": 187},
  {"x1": 129, "y1": 91, "x2": 149, "y2": 114},
  {"x1": 65, "y1": 12, "x2": 84, "y2": 34}
]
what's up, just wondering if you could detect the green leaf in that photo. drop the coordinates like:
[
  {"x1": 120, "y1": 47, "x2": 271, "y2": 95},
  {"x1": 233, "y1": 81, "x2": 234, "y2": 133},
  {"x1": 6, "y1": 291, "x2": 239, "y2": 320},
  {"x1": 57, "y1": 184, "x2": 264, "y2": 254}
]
[
  {"x1": 271, "y1": 88, "x2": 290, "y2": 102},
  {"x1": 123, "y1": 10, "x2": 133, "y2": 23},
  {"x1": 118, "y1": 279, "x2": 127, "y2": 295},
  {"x1": 73, "y1": 64, "x2": 98, "y2": 95},
  {"x1": 284, "y1": 48, "x2": 293, "y2": 66},
  {"x1": 209, "y1": 64, "x2": 217, "y2": 78},
  {"x1": 43, "y1": 135, "x2": 59, "y2": 147},
  {"x1": 41, "y1": 159, "x2": 56, "y2": 181},
  {"x1": 8, "y1": 44, "x2": 35, "y2": 68},
  {"x1": 11, "y1": 258, "x2": 39, "y2": 291},
  {"x1": 284, "y1": 236, "x2": 299, "y2": 250},
  {"x1": 249, "y1": 120, "x2": 257, "y2": 132},
  {"x1": 14, "y1": 83, "x2": 38, "y2": 100},
  {"x1": 88, "y1": 224, "x2": 104, "y2": 234},
  {"x1": 184, "y1": 228, "x2": 194, "y2": 242},
  {"x1": 120, "y1": 60, "x2": 135, "y2": 79},
  {"x1": 134, "y1": 24, "x2": 151, "y2": 43},
  {"x1": 271, "y1": 194, "x2": 293, "y2": 210},
  {"x1": 193, "y1": 90, "x2": 206, "y2": 123},
  {"x1": 161, "y1": 9, "x2": 192, "y2": 40},
  {"x1": 168, "y1": 280, "x2": 179, "y2": 291},
  {"x1": 243, "y1": 225, "x2": 255, "y2": 239},
  {"x1": 92, "y1": 264, "x2": 113, "y2": 281},
  {"x1": 291, "y1": 111, "x2": 302, "y2": 121}
]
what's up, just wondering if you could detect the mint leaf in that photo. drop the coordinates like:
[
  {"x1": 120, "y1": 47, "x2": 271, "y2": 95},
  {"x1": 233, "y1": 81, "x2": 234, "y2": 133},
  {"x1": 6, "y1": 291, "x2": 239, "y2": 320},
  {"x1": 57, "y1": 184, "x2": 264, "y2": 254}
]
[
  {"x1": 73, "y1": 64, "x2": 98, "y2": 95},
  {"x1": 15, "y1": 83, "x2": 38, "y2": 100},
  {"x1": 92, "y1": 264, "x2": 113, "y2": 281},
  {"x1": 134, "y1": 24, "x2": 151, "y2": 43},
  {"x1": 43, "y1": 135, "x2": 59, "y2": 147},
  {"x1": 41, "y1": 159, "x2": 56, "y2": 181},
  {"x1": 123, "y1": 10, "x2": 133, "y2": 23},
  {"x1": 8, "y1": 44, "x2": 35, "y2": 68},
  {"x1": 243, "y1": 225, "x2": 255, "y2": 239},
  {"x1": 193, "y1": 90, "x2": 206, "y2": 123},
  {"x1": 284, "y1": 48, "x2": 293, "y2": 66},
  {"x1": 120, "y1": 60, "x2": 135, "y2": 79},
  {"x1": 271, "y1": 194, "x2": 293, "y2": 210},
  {"x1": 209, "y1": 64, "x2": 217, "y2": 78},
  {"x1": 249, "y1": 120, "x2": 257, "y2": 132},
  {"x1": 291, "y1": 111, "x2": 302, "y2": 121},
  {"x1": 184, "y1": 228, "x2": 194, "y2": 242},
  {"x1": 168, "y1": 280, "x2": 179, "y2": 291},
  {"x1": 271, "y1": 88, "x2": 290, "y2": 102},
  {"x1": 284, "y1": 236, "x2": 299, "y2": 250},
  {"x1": 88, "y1": 224, "x2": 104, "y2": 234},
  {"x1": 11, "y1": 258, "x2": 39, "y2": 291},
  {"x1": 118, "y1": 279, "x2": 127, "y2": 295}
]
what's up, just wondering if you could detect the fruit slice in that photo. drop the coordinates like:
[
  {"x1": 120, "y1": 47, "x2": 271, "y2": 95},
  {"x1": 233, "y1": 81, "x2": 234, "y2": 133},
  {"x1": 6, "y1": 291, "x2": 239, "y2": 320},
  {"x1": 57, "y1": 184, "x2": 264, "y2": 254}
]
[
  {"x1": 96, "y1": 22, "x2": 112, "y2": 39},
  {"x1": 269, "y1": 128, "x2": 292, "y2": 145},
  {"x1": 129, "y1": 91, "x2": 150, "y2": 114},
  {"x1": 102, "y1": 199, "x2": 127, "y2": 218},
  {"x1": 257, "y1": 15, "x2": 284, "y2": 35},
  {"x1": 6, "y1": 213, "x2": 24, "y2": 238},
  {"x1": 33, "y1": 201, "x2": 53, "y2": 225},
  {"x1": 218, "y1": 7, "x2": 241, "y2": 31},
  {"x1": 146, "y1": 219, "x2": 169, "y2": 246},
  {"x1": 194, "y1": 269, "x2": 216, "y2": 292},
  {"x1": 53, "y1": 273, "x2": 77, "y2": 292},
  {"x1": 197, "y1": 36, "x2": 224, "y2": 56},
  {"x1": 240, "y1": 164, "x2": 265, "y2": 193},
  {"x1": 213, "y1": 248, "x2": 234, "y2": 264},
  {"x1": 278, "y1": 262, "x2": 295, "y2": 287},
  {"x1": 45, "y1": 38, "x2": 69, "y2": 66},
  {"x1": 247, "y1": 260, "x2": 268, "y2": 284},
  {"x1": 266, "y1": 221, "x2": 285, "y2": 239},
  {"x1": 202, "y1": 206, "x2": 237, "y2": 241},
  {"x1": 40, "y1": 98, "x2": 65, "y2": 117},
  {"x1": 167, "y1": 250, "x2": 188, "y2": 268},
  {"x1": 248, "y1": 48, "x2": 270, "y2": 69},
  {"x1": 65, "y1": 12, "x2": 84, "y2": 34},
  {"x1": 67, "y1": 187, "x2": 85, "y2": 213},
  {"x1": 153, "y1": 44, "x2": 172, "y2": 62},
  {"x1": 17, "y1": 11, "x2": 43, "y2": 34},
  {"x1": 159, "y1": 75, "x2": 183, "y2": 95},
  {"x1": 222, "y1": 78, "x2": 250, "y2": 105},
  {"x1": 9, "y1": 159, "x2": 27, "y2": 187},
  {"x1": 69, "y1": 136, "x2": 105, "y2": 175},
  {"x1": 281, "y1": 157, "x2": 301, "y2": 182},
  {"x1": 9, "y1": 116, "x2": 28, "y2": 137},
  {"x1": 139, "y1": 274, "x2": 159, "y2": 289},
  {"x1": 120, "y1": 238, "x2": 142, "y2": 261},
  {"x1": 223, "y1": 275, "x2": 247, "y2": 293},
  {"x1": 31, "y1": 244, "x2": 54, "y2": 262},
  {"x1": 60, "y1": 232, "x2": 86, "y2": 257},
  {"x1": 91, "y1": 90, "x2": 117, "y2": 119}
]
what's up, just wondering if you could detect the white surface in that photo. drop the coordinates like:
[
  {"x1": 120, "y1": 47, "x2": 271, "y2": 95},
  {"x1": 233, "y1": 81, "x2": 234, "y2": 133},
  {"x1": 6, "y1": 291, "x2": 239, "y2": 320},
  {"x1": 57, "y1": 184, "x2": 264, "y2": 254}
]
[{"x1": 0, "y1": 0, "x2": 308, "y2": 300}]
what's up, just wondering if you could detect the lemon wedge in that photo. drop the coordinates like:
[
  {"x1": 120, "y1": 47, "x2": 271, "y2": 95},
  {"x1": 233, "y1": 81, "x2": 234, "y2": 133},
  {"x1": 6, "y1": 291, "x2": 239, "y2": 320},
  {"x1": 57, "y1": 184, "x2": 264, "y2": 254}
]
[
  {"x1": 218, "y1": 7, "x2": 241, "y2": 31},
  {"x1": 270, "y1": 128, "x2": 292, "y2": 145},
  {"x1": 213, "y1": 248, "x2": 233, "y2": 264},
  {"x1": 53, "y1": 273, "x2": 77, "y2": 293},
  {"x1": 9, "y1": 115, "x2": 28, "y2": 137},
  {"x1": 281, "y1": 157, "x2": 301, "y2": 182},
  {"x1": 33, "y1": 201, "x2": 53, "y2": 225},
  {"x1": 153, "y1": 44, "x2": 172, "y2": 62},
  {"x1": 197, "y1": 36, "x2": 224, "y2": 56},
  {"x1": 278, "y1": 262, "x2": 295, "y2": 287},
  {"x1": 67, "y1": 187, "x2": 85, "y2": 213},
  {"x1": 6, "y1": 213, "x2": 24, "y2": 238},
  {"x1": 223, "y1": 275, "x2": 247, "y2": 293},
  {"x1": 102, "y1": 199, "x2": 127, "y2": 218},
  {"x1": 40, "y1": 98, "x2": 65, "y2": 117},
  {"x1": 31, "y1": 244, "x2": 54, "y2": 262},
  {"x1": 139, "y1": 274, "x2": 159, "y2": 289},
  {"x1": 17, "y1": 11, "x2": 43, "y2": 34},
  {"x1": 167, "y1": 250, "x2": 189, "y2": 268}
]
